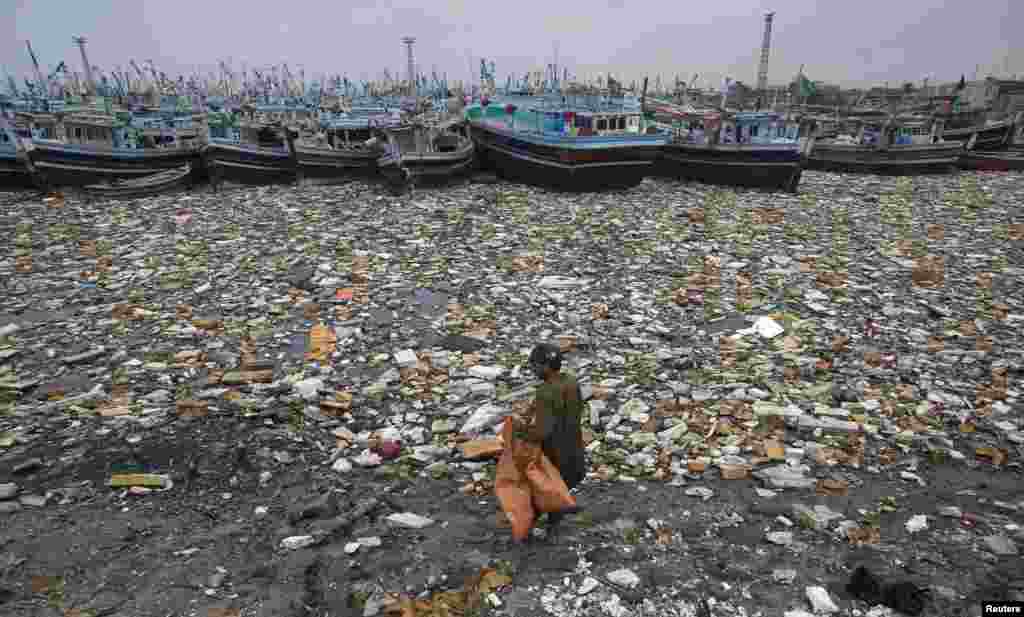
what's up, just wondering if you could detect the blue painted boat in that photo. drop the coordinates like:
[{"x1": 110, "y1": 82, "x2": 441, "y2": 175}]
[
  {"x1": 378, "y1": 120, "x2": 475, "y2": 191},
  {"x1": 204, "y1": 110, "x2": 297, "y2": 189},
  {"x1": 297, "y1": 105, "x2": 402, "y2": 178},
  {"x1": 18, "y1": 105, "x2": 206, "y2": 188},
  {"x1": 466, "y1": 95, "x2": 669, "y2": 191},
  {"x1": 655, "y1": 110, "x2": 805, "y2": 193},
  {"x1": 0, "y1": 122, "x2": 34, "y2": 189},
  {"x1": 803, "y1": 113, "x2": 963, "y2": 175}
]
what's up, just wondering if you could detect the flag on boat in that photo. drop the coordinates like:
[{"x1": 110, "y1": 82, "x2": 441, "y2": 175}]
[
  {"x1": 950, "y1": 75, "x2": 967, "y2": 113},
  {"x1": 798, "y1": 74, "x2": 816, "y2": 98}
]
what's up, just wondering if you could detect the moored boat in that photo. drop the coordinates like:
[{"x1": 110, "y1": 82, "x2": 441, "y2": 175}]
[
  {"x1": 19, "y1": 108, "x2": 206, "y2": 188},
  {"x1": 0, "y1": 113, "x2": 36, "y2": 189},
  {"x1": 655, "y1": 110, "x2": 805, "y2": 193},
  {"x1": 958, "y1": 116, "x2": 1024, "y2": 171},
  {"x1": 378, "y1": 119, "x2": 475, "y2": 191},
  {"x1": 466, "y1": 96, "x2": 668, "y2": 191},
  {"x1": 204, "y1": 110, "x2": 297, "y2": 189},
  {"x1": 82, "y1": 162, "x2": 193, "y2": 199},
  {"x1": 293, "y1": 106, "x2": 401, "y2": 180},
  {"x1": 802, "y1": 113, "x2": 962, "y2": 175},
  {"x1": 942, "y1": 112, "x2": 1019, "y2": 152}
]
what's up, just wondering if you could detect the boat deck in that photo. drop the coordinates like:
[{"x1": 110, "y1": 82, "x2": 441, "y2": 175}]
[{"x1": 392, "y1": 128, "x2": 422, "y2": 154}]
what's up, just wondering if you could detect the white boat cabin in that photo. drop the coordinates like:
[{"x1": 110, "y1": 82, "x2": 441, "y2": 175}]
[
  {"x1": 670, "y1": 112, "x2": 801, "y2": 146},
  {"x1": 562, "y1": 110, "x2": 643, "y2": 136},
  {"x1": 471, "y1": 101, "x2": 648, "y2": 137},
  {"x1": 840, "y1": 120, "x2": 940, "y2": 146},
  {"x1": 893, "y1": 123, "x2": 935, "y2": 145}
]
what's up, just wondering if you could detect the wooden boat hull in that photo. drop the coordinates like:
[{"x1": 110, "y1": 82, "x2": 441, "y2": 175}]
[
  {"x1": 204, "y1": 140, "x2": 296, "y2": 187},
  {"x1": 803, "y1": 143, "x2": 962, "y2": 175},
  {"x1": 82, "y1": 163, "x2": 193, "y2": 199},
  {"x1": 0, "y1": 150, "x2": 36, "y2": 189},
  {"x1": 958, "y1": 150, "x2": 1024, "y2": 172},
  {"x1": 469, "y1": 123, "x2": 663, "y2": 191},
  {"x1": 294, "y1": 144, "x2": 380, "y2": 178},
  {"x1": 379, "y1": 131, "x2": 476, "y2": 190},
  {"x1": 403, "y1": 147, "x2": 477, "y2": 182},
  {"x1": 943, "y1": 122, "x2": 1015, "y2": 152},
  {"x1": 26, "y1": 141, "x2": 202, "y2": 187},
  {"x1": 655, "y1": 144, "x2": 803, "y2": 193}
]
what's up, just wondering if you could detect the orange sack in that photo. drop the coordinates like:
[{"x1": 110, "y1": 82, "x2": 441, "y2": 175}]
[
  {"x1": 526, "y1": 451, "x2": 577, "y2": 514},
  {"x1": 494, "y1": 417, "x2": 535, "y2": 541}
]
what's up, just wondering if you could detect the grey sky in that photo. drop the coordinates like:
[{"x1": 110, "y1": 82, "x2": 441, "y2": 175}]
[{"x1": 5, "y1": 0, "x2": 1022, "y2": 90}]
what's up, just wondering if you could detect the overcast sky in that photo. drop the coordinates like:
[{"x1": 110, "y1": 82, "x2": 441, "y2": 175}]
[{"x1": 4, "y1": 0, "x2": 1022, "y2": 90}]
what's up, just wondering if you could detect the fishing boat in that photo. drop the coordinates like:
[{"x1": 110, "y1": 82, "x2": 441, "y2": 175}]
[
  {"x1": 959, "y1": 114, "x2": 1024, "y2": 171},
  {"x1": 378, "y1": 118, "x2": 475, "y2": 191},
  {"x1": 0, "y1": 113, "x2": 36, "y2": 188},
  {"x1": 19, "y1": 107, "x2": 206, "y2": 188},
  {"x1": 802, "y1": 113, "x2": 963, "y2": 175},
  {"x1": 82, "y1": 162, "x2": 193, "y2": 199},
  {"x1": 466, "y1": 95, "x2": 668, "y2": 191},
  {"x1": 203, "y1": 108, "x2": 297, "y2": 189},
  {"x1": 942, "y1": 112, "x2": 1019, "y2": 152},
  {"x1": 293, "y1": 105, "x2": 401, "y2": 180},
  {"x1": 655, "y1": 110, "x2": 805, "y2": 193}
]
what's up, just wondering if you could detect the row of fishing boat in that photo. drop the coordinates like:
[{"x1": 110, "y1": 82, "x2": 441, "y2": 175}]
[
  {"x1": 3, "y1": 82, "x2": 1023, "y2": 198},
  {"x1": 461, "y1": 88, "x2": 1024, "y2": 193},
  {"x1": 0, "y1": 95, "x2": 478, "y2": 196}
]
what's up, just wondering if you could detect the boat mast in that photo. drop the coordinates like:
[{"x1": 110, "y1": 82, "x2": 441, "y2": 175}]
[
  {"x1": 72, "y1": 36, "x2": 96, "y2": 97},
  {"x1": 25, "y1": 41, "x2": 48, "y2": 96},
  {"x1": 4, "y1": 67, "x2": 19, "y2": 97},
  {"x1": 146, "y1": 60, "x2": 161, "y2": 94},
  {"x1": 553, "y1": 41, "x2": 559, "y2": 93},
  {"x1": 129, "y1": 60, "x2": 148, "y2": 93}
]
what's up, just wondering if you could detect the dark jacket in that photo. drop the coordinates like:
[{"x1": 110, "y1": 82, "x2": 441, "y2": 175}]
[{"x1": 516, "y1": 373, "x2": 587, "y2": 489}]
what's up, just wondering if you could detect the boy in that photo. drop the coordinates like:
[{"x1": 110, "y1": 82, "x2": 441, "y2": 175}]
[{"x1": 511, "y1": 343, "x2": 586, "y2": 541}]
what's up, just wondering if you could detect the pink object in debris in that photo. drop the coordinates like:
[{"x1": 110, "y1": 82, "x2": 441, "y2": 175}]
[
  {"x1": 373, "y1": 440, "x2": 402, "y2": 460},
  {"x1": 175, "y1": 209, "x2": 192, "y2": 226}
]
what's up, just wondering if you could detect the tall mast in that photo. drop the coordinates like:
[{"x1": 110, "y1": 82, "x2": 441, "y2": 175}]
[
  {"x1": 794, "y1": 63, "x2": 805, "y2": 108},
  {"x1": 756, "y1": 12, "x2": 775, "y2": 98},
  {"x1": 25, "y1": 41, "x2": 47, "y2": 94},
  {"x1": 402, "y1": 37, "x2": 417, "y2": 97},
  {"x1": 72, "y1": 36, "x2": 96, "y2": 96},
  {"x1": 4, "y1": 68, "x2": 18, "y2": 97},
  {"x1": 553, "y1": 41, "x2": 559, "y2": 91},
  {"x1": 146, "y1": 60, "x2": 160, "y2": 92},
  {"x1": 130, "y1": 59, "x2": 147, "y2": 91}
]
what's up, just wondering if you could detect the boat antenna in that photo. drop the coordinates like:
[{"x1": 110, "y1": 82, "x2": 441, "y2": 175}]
[
  {"x1": 25, "y1": 41, "x2": 48, "y2": 95},
  {"x1": 553, "y1": 41, "x2": 559, "y2": 91}
]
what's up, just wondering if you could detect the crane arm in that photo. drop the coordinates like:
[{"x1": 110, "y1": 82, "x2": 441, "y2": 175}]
[{"x1": 25, "y1": 41, "x2": 47, "y2": 92}]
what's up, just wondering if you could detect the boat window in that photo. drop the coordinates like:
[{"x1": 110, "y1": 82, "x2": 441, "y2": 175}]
[
  {"x1": 597, "y1": 118, "x2": 607, "y2": 131},
  {"x1": 750, "y1": 125, "x2": 759, "y2": 137},
  {"x1": 75, "y1": 127, "x2": 82, "y2": 139}
]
